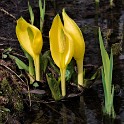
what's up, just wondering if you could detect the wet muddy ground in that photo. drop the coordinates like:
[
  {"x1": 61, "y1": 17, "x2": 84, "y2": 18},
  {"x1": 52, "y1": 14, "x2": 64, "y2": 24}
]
[{"x1": 0, "y1": 0, "x2": 124, "y2": 123}]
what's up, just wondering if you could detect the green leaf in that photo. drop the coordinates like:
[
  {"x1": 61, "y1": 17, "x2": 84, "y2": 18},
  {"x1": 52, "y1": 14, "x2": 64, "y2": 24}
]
[
  {"x1": 47, "y1": 54, "x2": 60, "y2": 74},
  {"x1": 39, "y1": 0, "x2": 45, "y2": 31},
  {"x1": 21, "y1": 47, "x2": 35, "y2": 78},
  {"x1": 3, "y1": 47, "x2": 12, "y2": 53},
  {"x1": 33, "y1": 82, "x2": 39, "y2": 88},
  {"x1": 65, "y1": 60, "x2": 75, "y2": 82},
  {"x1": 109, "y1": 49, "x2": 113, "y2": 87},
  {"x1": 99, "y1": 28, "x2": 110, "y2": 77},
  {"x1": 46, "y1": 73, "x2": 62, "y2": 100},
  {"x1": 99, "y1": 28, "x2": 110, "y2": 95},
  {"x1": 39, "y1": 0, "x2": 45, "y2": 20},
  {"x1": 111, "y1": 85, "x2": 114, "y2": 108},
  {"x1": 65, "y1": 70, "x2": 71, "y2": 81},
  {"x1": 40, "y1": 50, "x2": 50, "y2": 73},
  {"x1": 102, "y1": 67, "x2": 108, "y2": 109},
  {"x1": 9, "y1": 55, "x2": 29, "y2": 72}
]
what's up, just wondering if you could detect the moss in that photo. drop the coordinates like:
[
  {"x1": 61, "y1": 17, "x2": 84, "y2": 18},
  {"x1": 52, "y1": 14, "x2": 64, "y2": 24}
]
[
  {"x1": 0, "y1": 106, "x2": 10, "y2": 123},
  {"x1": 1, "y1": 78, "x2": 24, "y2": 112}
]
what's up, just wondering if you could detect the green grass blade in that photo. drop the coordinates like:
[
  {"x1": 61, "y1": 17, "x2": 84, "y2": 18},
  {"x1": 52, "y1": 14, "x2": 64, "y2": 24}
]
[
  {"x1": 111, "y1": 85, "x2": 115, "y2": 118},
  {"x1": 101, "y1": 68, "x2": 108, "y2": 111},
  {"x1": 28, "y1": 1, "x2": 34, "y2": 25},
  {"x1": 107, "y1": 49, "x2": 113, "y2": 103},
  {"x1": 39, "y1": 0, "x2": 45, "y2": 20},
  {"x1": 99, "y1": 28, "x2": 110, "y2": 96},
  {"x1": 99, "y1": 28, "x2": 110, "y2": 78},
  {"x1": 109, "y1": 49, "x2": 113, "y2": 87},
  {"x1": 39, "y1": 0, "x2": 45, "y2": 32}
]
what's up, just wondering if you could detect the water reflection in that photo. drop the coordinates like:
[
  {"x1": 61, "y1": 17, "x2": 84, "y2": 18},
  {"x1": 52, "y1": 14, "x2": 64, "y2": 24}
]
[{"x1": 24, "y1": 91, "x2": 104, "y2": 124}]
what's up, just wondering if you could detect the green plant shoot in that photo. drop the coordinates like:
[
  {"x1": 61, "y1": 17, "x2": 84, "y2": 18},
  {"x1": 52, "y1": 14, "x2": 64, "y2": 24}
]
[
  {"x1": 98, "y1": 28, "x2": 115, "y2": 118},
  {"x1": 110, "y1": 0, "x2": 114, "y2": 7},
  {"x1": 39, "y1": 0, "x2": 45, "y2": 32},
  {"x1": 28, "y1": 1, "x2": 34, "y2": 25},
  {"x1": 95, "y1": 0, "x2": 99, "y2": 3}
]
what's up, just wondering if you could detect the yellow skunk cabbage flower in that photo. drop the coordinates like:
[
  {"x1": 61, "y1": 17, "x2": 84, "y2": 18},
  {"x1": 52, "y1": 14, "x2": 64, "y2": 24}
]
[
  {"x1": 49, "y1": 14, "x2": 74, "y2": 96},
  {"x1": 62, "y1": 9, "x2": 85, "y2": 87},
  {"x1": 16, "y1": 17, "x2": 43, "y2": 81}
]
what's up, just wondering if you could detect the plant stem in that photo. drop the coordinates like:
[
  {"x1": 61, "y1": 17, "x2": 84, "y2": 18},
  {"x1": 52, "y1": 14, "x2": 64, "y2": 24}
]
[
  {"x1": 60, "y1": 68, "x2": 66, "y2": 97},
  {"x1": 29, "y1": 57, "x2": 34, "y2": 76},
  {"x1": 28, "y1": 55, "x2": 35, "y2": 75},
  {"x1": 76, "y1": 59, "x2": 83, "y2": 87},
  {"x1": 34, "y1": 55, "x2": 40, "y2": 81}
]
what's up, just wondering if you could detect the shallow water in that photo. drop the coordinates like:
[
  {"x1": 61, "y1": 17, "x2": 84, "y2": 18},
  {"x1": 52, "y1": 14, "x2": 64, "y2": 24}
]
[{"x1": 24, "y1": 0, "x2": 124, "y2": 123}]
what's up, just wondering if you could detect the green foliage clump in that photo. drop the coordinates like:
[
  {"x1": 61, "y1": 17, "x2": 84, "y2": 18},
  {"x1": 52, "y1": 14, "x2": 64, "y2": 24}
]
[{"x1": 99, "y1": 28, "x2": 116, "y2": 118}]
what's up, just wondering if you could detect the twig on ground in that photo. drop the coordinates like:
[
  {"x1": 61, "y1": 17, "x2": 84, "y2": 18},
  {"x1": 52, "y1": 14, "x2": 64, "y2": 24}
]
[
  {"x1": 0, "y1": 7, "x2": 16, "y2": 20},
  {"x1": 0, "y1": 62, "x2": 27, "y2": 87}
]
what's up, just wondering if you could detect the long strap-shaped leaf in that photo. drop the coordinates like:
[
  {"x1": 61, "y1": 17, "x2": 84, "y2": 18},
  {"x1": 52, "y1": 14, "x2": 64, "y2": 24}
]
[
  {"x1": 99, "y1": 28, "x2": 110, "y2": 99},
  {"x1": 9, "y1": 55, "x2": 29, "y2": 72}
]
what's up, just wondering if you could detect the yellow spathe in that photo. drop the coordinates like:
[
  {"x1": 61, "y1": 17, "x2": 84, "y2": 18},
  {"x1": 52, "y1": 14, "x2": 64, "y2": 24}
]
[
  {"x1": 49, "y1": 14, "x2": 74, "y2": 96},
  {"x1": 49, "y1": 14, "x2": 74, "y2": 69},
  {"x1": 16, "y1": 17, "x2": 43, "y2": 81},
  {"x1": 62, "y1": 9, "x2": 85, "y2": 87},
  {"x1": 16, "y1": 17, "x2": 43, "y2": 59},
  {"x1": 62, "y1": 9, "x2": 85, "y2": 60}
]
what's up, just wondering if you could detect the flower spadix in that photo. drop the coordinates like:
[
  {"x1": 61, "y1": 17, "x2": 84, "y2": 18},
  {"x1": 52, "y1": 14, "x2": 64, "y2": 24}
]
[
  {"x1": 49, "y1": 14, "x2": 74, "y2": 96},
  {"x1": 62, "y1": 9, "x2": 85, "y2": 87},
  {"x1": 16, "y1": 17, "x2": 43, "y2": 81}
]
